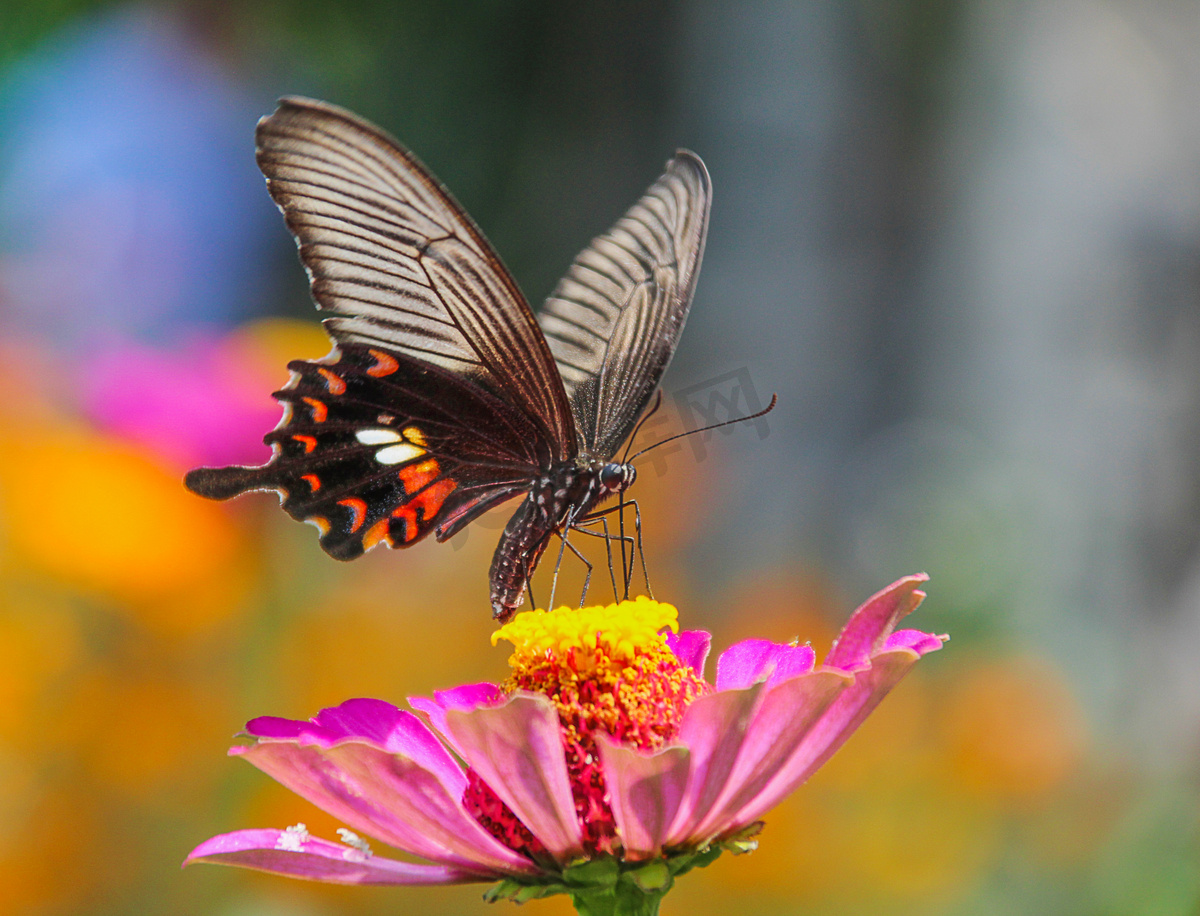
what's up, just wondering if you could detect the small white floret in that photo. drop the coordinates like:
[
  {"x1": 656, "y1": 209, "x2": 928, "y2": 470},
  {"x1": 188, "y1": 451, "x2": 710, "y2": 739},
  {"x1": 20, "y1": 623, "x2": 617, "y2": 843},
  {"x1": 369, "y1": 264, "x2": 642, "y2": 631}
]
[
  {"x1": 276, "y1": 823, "x2": 309, "y2": 852},
  {"x1": 337, "y1": 828, "x2": 373, "y2": 860}
]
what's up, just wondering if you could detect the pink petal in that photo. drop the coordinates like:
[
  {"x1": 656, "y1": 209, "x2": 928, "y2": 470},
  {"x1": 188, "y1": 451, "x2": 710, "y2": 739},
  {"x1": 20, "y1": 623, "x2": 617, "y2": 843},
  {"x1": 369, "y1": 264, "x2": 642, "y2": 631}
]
[
  {"x1": 408, "y1": 683, "x2": 503, "y2": 757},
  {"x1": 185, "y1": 828, "x2": 479, "y2": 885},
  {"x1": 715, "y1": 639, "x2": 816, "y2": 690},
  {"x1": 597, "y1": 739, "x2": 690, "y2": 860},
  {"x1": 662, "y1": 683, "x2": 766, "y2": 847},
  {"x1": 885, "y1": 628, "x2": 947, "y2": 655},
  {"x1": 728, "y1": 643, "x2": 936, "y2": 830},
  {"x1": 443, "y1": 692, "x2": 584, "y2": 862},
  {"x1": 246, "y1": 700, "x2": 466, "y2": 793},
  {"x1": 247, "y1": 698, "x2": 448, "y2": 759},
  {"x1": 666, "y1": 630, "x2": 711, "y2": 677},
  {"x1": 682, "y1": 669, "x2": 852, "y2": 844},
  {"x1": 235, "y1": 741, "x2": 530, "y2": 875},
  {"x1": 322, "y1": 742, "x2": 538, "y2": 875},
  {"x1": 826, "y1": 574, "x2": 929, "y2": 671}
]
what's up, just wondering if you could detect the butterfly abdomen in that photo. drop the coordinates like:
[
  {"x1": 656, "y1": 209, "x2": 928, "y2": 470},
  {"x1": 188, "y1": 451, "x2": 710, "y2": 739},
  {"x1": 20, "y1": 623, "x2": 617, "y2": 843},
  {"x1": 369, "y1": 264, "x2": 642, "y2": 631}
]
[
  {"x1": 489, "y1": 493, "x2": 556, "y2": 622},
  {"x1": 488, "y1": 460, "x2": 622, "y2": 620}
]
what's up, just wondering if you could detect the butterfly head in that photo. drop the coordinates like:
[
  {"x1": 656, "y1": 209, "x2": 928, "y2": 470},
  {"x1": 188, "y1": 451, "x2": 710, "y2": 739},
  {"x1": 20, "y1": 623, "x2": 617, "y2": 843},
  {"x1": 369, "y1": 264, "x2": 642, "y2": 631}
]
[{"x1": 599, "y1": 462, "x2": 636, "y2": 494}]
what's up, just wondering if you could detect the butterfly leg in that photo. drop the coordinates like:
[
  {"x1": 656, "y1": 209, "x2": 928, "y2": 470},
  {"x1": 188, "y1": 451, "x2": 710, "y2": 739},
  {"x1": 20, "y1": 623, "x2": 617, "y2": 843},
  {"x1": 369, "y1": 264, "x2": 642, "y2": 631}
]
[
  {"x1": 546, "y1": 530, "x2": 571, "y2": 612},
  {"x1": 556, "y1": 532, "x2": 594, "y2": 607},
  {"x1": 578, "y1": 500, "x2": 650, "y2": 599},
  {"x1": 522, "y1": 541, "x2": 543, "y2": 614},
  {"x1": 524, "y1": 570, "x2": 538, "y2": 614},
  {"x1": 574, "y1": 515, "x2": 634, "y2": 602},
  {"x1": 609, "y1": 498, "x2": 652, "y2": 598}
]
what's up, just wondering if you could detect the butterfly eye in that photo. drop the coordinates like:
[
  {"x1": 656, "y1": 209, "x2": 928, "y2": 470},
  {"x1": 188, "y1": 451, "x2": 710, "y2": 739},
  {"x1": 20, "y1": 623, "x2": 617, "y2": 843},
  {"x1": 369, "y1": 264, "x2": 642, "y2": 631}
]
[{"x1": 600, "y1": 463, "x2": 633, "y2": 491}]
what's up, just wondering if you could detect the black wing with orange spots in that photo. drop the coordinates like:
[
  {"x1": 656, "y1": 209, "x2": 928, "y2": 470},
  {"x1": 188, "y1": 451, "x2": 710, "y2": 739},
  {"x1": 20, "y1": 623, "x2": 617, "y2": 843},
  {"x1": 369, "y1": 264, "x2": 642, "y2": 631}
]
[{"x1": 184, "y1": 344, "x2": 546, "y2": 559}]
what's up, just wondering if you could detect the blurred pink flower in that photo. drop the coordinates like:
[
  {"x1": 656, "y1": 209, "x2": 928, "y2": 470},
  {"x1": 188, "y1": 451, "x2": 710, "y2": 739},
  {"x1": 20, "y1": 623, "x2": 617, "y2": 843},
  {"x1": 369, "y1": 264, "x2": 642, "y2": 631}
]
[
  {"x1": 82, "y1": 338, "x2": 275, "y2": 470},
  {"x1": 81, "y1": 321, "x2": 329, "y2": 469},
  {"x1": 186, "y1": 576, "x2": 944, "y2": 912}
]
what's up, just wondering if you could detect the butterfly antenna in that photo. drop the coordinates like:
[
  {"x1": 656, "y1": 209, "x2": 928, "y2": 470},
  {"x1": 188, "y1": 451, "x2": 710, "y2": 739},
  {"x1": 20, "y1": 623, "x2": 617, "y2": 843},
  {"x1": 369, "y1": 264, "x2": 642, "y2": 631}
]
[
  {"x1": 627, "y1": 393, "x2": 778, "y2": 463},
  {"x1": 621, "y1": 389, "x2": 665, "y2": 464}
]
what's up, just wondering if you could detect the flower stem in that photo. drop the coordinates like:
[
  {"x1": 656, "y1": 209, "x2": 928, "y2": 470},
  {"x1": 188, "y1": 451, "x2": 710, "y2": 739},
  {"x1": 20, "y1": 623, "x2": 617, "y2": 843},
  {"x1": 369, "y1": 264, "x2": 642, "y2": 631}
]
[{"x1": 569, "y1": 884, "x2": 666, "y2": 916}]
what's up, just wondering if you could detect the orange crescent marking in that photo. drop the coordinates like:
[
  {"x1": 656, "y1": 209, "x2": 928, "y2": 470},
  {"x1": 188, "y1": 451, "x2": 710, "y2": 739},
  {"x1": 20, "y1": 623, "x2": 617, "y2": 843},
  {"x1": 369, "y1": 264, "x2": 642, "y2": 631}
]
[
  {"x1": 367, "y1": 349, "x2": 400, "y2": 377},
  {"x1": 302, "y1": 398, "x2": 328, "y2": 423},
  {"x1": 308, "y1": 516, "x2": 331, "y2": 536},
  {"x1": 391, "y1": 505, "x2": 419, "y2": 542},
  {"x1": 338, "y1": 497, "x2": 368, "y2": 533},
  {"x1": 362, "y1": 518, "x2": 392, "y2": 550},
  {"x1": 398, "y1": 459, "x2": 440, "y2": 494},
  {"x1": 301, "y1": 473, "x2": 321, "y2": 492},
  {"x1": 292, "y1": 434, "x2": 318, "y2": 454},
  {"x1": 391, "y1": 477, "x2": 457, "y2": 544},
  {"x1": 318, "y1": 368, "x2": 347, "y2": 395},
  {"x1": 414, "y1": 478, "x2": 457, "y2": 520}
]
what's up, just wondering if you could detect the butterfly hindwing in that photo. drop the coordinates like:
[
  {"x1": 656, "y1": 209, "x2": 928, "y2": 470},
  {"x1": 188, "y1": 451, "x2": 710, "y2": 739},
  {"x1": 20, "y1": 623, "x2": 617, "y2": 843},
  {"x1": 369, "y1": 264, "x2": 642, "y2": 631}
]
[{"x1": 184, "y1": 344, "x2": 546, "y2": 560}]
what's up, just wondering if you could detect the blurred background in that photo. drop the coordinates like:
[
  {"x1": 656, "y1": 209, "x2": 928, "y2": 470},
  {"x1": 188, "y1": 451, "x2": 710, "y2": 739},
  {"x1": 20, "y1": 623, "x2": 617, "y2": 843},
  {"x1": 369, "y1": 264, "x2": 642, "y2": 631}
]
[{"x1": 1, "y1": 1, "x2": 1197, "y2": 914}]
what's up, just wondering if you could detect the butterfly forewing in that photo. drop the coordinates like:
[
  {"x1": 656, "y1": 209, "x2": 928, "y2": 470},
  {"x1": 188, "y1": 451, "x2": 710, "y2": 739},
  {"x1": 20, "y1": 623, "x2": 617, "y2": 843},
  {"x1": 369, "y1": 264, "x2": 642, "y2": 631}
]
[
  {"x1": 537, "y1": 151, "x2": 711, "y2": 457},
  {"x1": 256, "y1": 97, "x2": 575, "y2": 458}
]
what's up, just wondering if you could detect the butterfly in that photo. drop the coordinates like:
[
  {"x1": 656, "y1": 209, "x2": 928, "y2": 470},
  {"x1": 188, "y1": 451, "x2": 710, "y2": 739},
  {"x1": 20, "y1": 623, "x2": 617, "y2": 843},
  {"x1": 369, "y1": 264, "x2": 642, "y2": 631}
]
[{"x1": 185, "y1": 97, "x2": 711, "y2": 621}]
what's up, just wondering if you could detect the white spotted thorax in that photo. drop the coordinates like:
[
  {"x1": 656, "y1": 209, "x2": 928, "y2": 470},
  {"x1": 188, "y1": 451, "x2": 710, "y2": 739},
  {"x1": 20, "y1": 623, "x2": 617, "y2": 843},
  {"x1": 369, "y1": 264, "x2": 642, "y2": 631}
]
[{"x1": 491, "y1": 456, "x2": 639, "y2": 620}]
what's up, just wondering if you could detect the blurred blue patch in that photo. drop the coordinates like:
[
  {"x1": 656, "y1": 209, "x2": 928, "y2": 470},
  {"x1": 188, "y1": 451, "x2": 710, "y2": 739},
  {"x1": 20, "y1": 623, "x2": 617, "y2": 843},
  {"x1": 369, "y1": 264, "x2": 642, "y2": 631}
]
[{"x1": 0, "y1": 6, "x2": 278, "y2": 346}]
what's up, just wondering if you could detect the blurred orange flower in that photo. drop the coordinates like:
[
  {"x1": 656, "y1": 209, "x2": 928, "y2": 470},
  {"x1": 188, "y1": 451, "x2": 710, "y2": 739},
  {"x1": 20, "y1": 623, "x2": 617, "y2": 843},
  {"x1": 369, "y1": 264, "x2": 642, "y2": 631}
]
[{"x1": 0, "y1": 420, "x2": 250, "y2": 636}]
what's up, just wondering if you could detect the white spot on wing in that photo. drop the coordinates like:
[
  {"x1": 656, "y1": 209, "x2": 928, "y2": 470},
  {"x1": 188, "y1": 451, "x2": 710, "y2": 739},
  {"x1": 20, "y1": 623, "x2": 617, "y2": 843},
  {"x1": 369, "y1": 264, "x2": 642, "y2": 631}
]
[
  {"x1": 356, "y1": 429, "x2": 403, "y2": 445},
  {"x1": 375, "y1": 442, "x2": 425, "y2": 465}
]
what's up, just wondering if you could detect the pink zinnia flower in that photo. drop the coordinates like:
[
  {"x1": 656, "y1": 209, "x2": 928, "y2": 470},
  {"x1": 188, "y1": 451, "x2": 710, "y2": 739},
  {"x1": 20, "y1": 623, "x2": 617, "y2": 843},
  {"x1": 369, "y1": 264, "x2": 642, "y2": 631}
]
[{"x1": 186, "y1": 574, "x2": 945, "y2": 914}]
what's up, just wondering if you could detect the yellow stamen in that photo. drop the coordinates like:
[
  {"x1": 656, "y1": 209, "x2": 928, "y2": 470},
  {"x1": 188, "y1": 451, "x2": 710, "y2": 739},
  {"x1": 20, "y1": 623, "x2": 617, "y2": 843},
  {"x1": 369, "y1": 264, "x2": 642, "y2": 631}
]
[{"x1": 492, "y1": 596, "x2": 678, "y2": 673}]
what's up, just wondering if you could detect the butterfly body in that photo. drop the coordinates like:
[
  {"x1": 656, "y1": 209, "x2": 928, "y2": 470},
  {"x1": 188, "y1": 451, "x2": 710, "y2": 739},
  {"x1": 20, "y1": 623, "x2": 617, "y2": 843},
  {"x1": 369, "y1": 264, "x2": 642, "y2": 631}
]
[
  {"x1": 185, "y1": 97, "x2": 710, "y2": 619},
  {"x1": 489, "y1": 458, "x2": 636, "y2": 619}
]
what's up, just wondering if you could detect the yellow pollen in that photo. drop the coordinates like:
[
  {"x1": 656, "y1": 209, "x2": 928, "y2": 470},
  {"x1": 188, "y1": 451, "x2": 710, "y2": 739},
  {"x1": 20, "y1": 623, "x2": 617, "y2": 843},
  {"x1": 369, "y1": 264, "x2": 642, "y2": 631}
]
[{"x1": 492, "y1": 596, "x2": 678, "y2": 673}]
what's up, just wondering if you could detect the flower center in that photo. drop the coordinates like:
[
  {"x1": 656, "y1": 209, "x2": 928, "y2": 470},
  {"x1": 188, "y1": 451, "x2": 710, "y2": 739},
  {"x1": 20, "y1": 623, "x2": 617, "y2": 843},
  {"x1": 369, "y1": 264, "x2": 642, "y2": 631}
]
[{"x1": 466, "y1": 597, "x2": 710, "y2": 858}]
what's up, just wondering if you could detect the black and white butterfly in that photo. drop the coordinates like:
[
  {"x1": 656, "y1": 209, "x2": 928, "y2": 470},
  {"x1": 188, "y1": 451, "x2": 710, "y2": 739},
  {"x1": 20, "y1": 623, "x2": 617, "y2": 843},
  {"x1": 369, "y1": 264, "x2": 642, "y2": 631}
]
[{"x1": 185, "y1": 97, "x2": 711, "y2": 621}]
